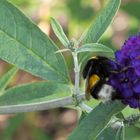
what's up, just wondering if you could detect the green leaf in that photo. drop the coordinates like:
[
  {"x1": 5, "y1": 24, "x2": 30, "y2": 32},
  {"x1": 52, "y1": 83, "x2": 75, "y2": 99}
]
[
  {"x1": 77, "y1": 43, "x2": 113, "y2": 54},
  {"x1": 135, "y1": 122, "x2": 140, "y2": 128},
  {"x1": 0, "y1": 82, "x2": 71, "y2": 114},
  {"x1": 96, "y1": 127, "x2": 118, "y2": 140},
  {"x1": 116, "y1": 112, "x2": 125, "y2": 120},
  {"x1": 68, "y1": 101, "x2": 125, "y2": 140},
  {"x1": 79, "y1": 0, "x2": 120, "y2": 64},
  {"x1": 81, "y1": 0, "x2": 121, "y2": 44},
  {"x1": 0, "y1": 1, "x2": 70, "y2": 84},
  {"x1": 79, "y1": 0, "x2": 120, "y2": 63},
  {"x1": 125, "y1": 127, "x2": 140, "y2": 140},
  {"x1": 0, "y1": 67, "x2": 18, "y2": 95},
  {"x1": 78, "y1": 111, "x2": 88, "y2": 124},
  {"x1": 122, "y1": 106, "x2": 140, "y2": 118},
  {"x1": 51, "y1": 17, "x2": 70, "y2": 47},
  {"x1": 78, "y1": 43, "x2": 114, "y2": 65}
]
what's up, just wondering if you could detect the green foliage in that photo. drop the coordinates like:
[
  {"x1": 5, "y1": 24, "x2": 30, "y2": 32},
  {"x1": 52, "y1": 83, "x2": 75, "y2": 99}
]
[
  {"x1": 9, "y1": 0, "x2": 31, "y2": 6},
  {"x1": 68, "y1": 101, "x2": 125, "y2": 140},
  {"x1": 81, "y1": 0, "x2": 121, "y2": 44},
  {"x1": 77, "y1": 43, "x2": 114, "y2": 54},
  {"x1": 96, "y1": 127, "x2": 120, "y2": 140},
  {"x1": 0, "y1": 82, "x2": 71, "y2": 113},
  {"x1": 0, "y1": 67, "x2": 18, "y2": 95},
  {"x1": 79, "y1": 0, "x2": 120, "y2": 63},
  {"x1": 0, "y1": 0, "x2": 138, "y2": 139},
  {"x1": 51, "y1": 18, "x2": 70, "y2": 48},
  {"x1": 0, "y1": 1, "x2": 70, "y2": 84},
  {"x1": 77, "y1": 43, "x2": 114, "y2": 64},
  {"x1": 125, "y1": 127, "x2": 140, "y2": 140}
]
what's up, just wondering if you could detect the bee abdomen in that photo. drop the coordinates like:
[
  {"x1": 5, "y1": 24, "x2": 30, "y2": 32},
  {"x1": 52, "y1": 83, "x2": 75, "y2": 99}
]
[{"x1": 91, "y1": 82, "x2": 115, "y2": 103}]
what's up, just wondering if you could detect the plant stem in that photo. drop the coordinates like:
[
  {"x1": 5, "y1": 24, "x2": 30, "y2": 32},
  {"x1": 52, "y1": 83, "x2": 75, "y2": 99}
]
[
  {"x1": 72, "y1": 51, "x2": 80, "y2": 97},
  {"x1": 79, "y1": 102, "x2": 92, "y2": 113},
  {"x1": 72, "y1": 50, "x2": 92, "y2": 112}
]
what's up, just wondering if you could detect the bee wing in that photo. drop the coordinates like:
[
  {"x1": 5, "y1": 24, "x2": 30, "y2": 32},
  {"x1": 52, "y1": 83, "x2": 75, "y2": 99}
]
[
  {"x1": 82, "y1": 59, "x2": 95, "y2": 79},
  {"x1": 84, "y1": 64, "x2": 93, "y2": 100},
  {"x1": 85, "y1": 76, "x2": 91, "y2": 100}
]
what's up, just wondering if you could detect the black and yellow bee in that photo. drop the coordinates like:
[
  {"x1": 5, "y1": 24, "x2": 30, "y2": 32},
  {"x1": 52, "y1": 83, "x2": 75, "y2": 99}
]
[{"x1": 82, "y1": 56, "x2": 117, "y2": 102}]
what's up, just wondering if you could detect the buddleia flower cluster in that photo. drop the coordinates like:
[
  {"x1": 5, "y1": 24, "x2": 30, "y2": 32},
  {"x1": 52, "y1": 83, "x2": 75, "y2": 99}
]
[{"x1": 108, "y1": 33, "x2": 140, "y2": 109}]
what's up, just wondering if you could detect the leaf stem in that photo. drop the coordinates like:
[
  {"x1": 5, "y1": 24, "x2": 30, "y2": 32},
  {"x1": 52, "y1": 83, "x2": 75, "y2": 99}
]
[
  {"x1": 79, "y1": 102, "x2": 92, "y2": 113},
  {"x1": 72, "y1": 50, "x2": 92, "y2": 112},
  {"x1": 72, "y1": 51, "x2": 80, "y2": 96}
]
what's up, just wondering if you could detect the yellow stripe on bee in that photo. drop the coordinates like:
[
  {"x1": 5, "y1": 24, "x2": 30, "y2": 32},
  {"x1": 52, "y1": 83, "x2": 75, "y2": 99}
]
[{"x1": 89, "y1": 74, "x2": 100, "y2": 89}]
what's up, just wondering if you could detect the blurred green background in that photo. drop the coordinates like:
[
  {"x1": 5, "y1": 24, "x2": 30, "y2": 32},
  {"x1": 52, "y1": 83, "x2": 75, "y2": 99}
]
[{"x1": 0, "y1": 0, "x2": 140, "y2": 139}]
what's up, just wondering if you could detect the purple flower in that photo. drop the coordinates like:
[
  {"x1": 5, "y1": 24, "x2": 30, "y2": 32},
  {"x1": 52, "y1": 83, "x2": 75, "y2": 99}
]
[{"x1": 108, "y1": 33, "x2": 140, "y2": 109}]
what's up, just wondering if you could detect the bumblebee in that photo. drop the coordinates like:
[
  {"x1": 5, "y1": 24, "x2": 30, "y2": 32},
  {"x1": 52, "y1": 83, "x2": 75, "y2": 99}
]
[{"x1": 82, "y1": 56, "x2": 117, "y2": 102}]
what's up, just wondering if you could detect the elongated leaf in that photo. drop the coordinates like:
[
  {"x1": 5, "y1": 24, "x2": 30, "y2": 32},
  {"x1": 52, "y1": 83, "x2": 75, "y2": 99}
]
[
  {"x1": 79, "y1": 0, "x2": 120, "y2": 64},
  {"x1": 135, "y1": 122, "x2": 140, "y2": 128},
  {"x1": 78, "y1": 43, "x2": 114, "y2": 65},
  {"x1": 0, "y1": 82, "x2": 72, "y2": 114},
  {"x1": 51, "y1": 18, "x2": 70, "y2": 47},
  {"x1": 125, "y1": 127, "x2": 140, "y2": 140},
  {"x1": 81, "y1": 0, "x2": 121, "y2": 44},
  {"x1": 0, "y1": 67, "x2": 18, "y2": 95},
  {"x1": 0, "y1": 1, "x2": 70, "y2": 84},
  {"x1": 96, "y1": 127, "x2": 118, "y2": 140},
  {"x1": 68, "y1": 101, "x2": 125, "y2": 140},
  {"x1": 78, "y1": 112, "x2": 88, "y2": 124},
  {"x1": 77, "y1": 43, "x2": 113, "y2": 53}
]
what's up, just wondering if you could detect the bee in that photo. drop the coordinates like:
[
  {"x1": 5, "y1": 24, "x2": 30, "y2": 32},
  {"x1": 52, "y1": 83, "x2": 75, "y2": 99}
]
[{"x1": 82, "y1": 56, "x2": 117, "y2": 102}]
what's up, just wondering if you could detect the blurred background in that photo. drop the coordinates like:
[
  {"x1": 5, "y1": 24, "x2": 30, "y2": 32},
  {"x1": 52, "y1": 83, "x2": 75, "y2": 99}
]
[{"x1": 0, "y1": 0, "x2": 140, "y2": 139}]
